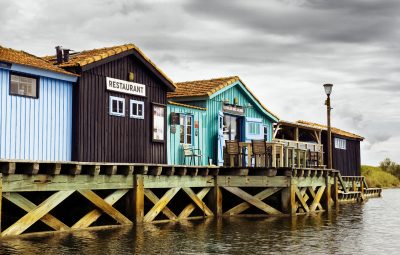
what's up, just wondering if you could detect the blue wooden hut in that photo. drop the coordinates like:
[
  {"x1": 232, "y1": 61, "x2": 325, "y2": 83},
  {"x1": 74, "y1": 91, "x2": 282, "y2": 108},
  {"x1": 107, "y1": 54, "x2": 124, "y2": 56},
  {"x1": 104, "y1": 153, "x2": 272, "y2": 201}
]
[
  {"x1": 0, "y1": 46, "x2": 77, "y2": 161},
  {"x1": 168, "y1": 76, "x2": 279, "y2": 166}
]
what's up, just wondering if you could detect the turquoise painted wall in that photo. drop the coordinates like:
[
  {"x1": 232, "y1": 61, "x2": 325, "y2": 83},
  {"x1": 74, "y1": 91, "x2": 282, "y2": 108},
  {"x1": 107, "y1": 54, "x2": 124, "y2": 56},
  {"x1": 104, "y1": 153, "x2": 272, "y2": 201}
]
[
  {"x1": 167, "y1": 104, "x2": 207, "y2": 165},
  {"x1": 169, "y1": 81, "x2": 278, "y2": 166},
  {"x1": 0, "y1": 67, "x2": 74, "y2": 161}
]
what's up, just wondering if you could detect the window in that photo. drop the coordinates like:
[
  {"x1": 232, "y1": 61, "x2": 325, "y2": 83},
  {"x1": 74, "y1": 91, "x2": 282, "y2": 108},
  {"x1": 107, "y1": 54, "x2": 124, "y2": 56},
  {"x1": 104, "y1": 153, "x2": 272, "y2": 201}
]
[
  {"x1": 130, "y1": 100, "x2": 144, "y2": 119},
  {"x1": 152, "y1": 104, "x2": 166, "y2": 142},
  {"x1": 109, "y1": 96, "x2": 125, "y2": 117},
  {"x1": 248, "y1": 122, "x2": 261, "y2": 135},
  {"x1": 264, "y1": 125, "x2": 269, "y2": 141},
  {"x1": 10, "y1": 73, "x2": 38, "y2": 98},
  {"x1": 334, "y1": 138, "x2": 346, "y2": 150},
  {"x1": 179, "y1": 114, "x2": 193, "y2": 144}
]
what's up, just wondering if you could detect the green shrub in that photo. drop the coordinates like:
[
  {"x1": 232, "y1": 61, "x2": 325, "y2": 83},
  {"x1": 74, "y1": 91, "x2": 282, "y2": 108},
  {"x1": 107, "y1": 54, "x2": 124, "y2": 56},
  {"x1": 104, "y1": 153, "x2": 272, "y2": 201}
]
[{"x1": 361, "y1": 165, "x2": 400, "y2": 188}]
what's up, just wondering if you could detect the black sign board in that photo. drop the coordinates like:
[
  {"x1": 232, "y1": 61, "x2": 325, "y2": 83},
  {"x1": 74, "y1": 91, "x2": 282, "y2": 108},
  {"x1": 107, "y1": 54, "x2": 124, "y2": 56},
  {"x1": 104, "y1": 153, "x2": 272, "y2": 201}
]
[
  {"x1": 223, "y1": 104, "x2": 245, "y2": 116},
  {"x1": 170, "y1": 112, "x2": 180, "y2": 125}
]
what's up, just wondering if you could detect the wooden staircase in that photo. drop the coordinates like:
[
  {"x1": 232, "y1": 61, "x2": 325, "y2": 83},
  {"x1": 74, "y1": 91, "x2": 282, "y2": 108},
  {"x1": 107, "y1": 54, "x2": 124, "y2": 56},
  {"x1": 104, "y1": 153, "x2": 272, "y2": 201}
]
[{"x1": 337, "y1": 174, "x2": 382, "y2": 202}]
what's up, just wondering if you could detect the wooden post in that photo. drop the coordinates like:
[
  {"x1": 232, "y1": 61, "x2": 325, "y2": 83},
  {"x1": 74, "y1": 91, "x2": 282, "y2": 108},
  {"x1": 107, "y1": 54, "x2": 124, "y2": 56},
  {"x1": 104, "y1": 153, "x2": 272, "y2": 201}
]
[
  {"x1": 281, "y1": 187, "x2": 291, "y2": 214},
  {"x1": 209, "y1": 177, "x2": 222, "y2": 216},
  {"x1": 324, "y1": 173, "x2": 332, "y2": 211},
  {"x1": 333, "y1": 172, "x2": 339, "y2": 208},
  {"x1": 289, "y1": 179, "x2": 297, "y2": 215},
  {"x1": 133, "y1": 174, "x2": 144, "y2": 223},
  {"x1": 360, "y1": 178, "x2": 364, "y2": 197}
]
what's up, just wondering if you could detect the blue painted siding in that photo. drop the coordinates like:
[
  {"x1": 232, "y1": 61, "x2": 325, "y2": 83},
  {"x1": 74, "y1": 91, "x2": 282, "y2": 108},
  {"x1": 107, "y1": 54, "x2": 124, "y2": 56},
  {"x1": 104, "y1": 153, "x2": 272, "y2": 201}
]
[
  {"x1": 167, "y1": 104, "x2": 207, "y2": 165},
  {"x1": 0, "y1": 68, "x2": 73, "y2": 161},
  {"x1": 204, "y1": 81, "x2": 276, "y2": 164}
]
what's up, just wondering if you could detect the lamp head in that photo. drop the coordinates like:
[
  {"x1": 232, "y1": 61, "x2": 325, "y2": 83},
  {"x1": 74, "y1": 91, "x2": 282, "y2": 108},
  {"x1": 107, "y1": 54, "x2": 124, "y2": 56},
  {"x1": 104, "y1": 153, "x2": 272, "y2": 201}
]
[{"x1": 323, "y1": 83, "x2": 333, "y2": 96}]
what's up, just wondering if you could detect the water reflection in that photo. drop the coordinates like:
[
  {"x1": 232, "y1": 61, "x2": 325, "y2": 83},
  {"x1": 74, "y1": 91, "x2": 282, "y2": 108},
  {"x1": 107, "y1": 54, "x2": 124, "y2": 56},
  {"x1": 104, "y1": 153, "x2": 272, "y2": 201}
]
[{"x1": 1, "y1": 189, "x2": 399, "y2": 254}]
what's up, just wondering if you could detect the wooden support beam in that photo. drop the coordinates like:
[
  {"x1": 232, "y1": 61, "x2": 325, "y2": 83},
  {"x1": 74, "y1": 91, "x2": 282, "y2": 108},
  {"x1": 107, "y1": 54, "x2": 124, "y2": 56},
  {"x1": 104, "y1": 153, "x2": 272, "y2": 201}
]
[
  {"x1": 85, "y1": 165, "x2": 101, "y2": 176},
  {"x1": 0, "y1": 162, "x2": 16, "y2": 175},
  {"x1": 119, "y1": 166, "x2": 134, "y2": 176},
  {"x1": 309, "y1": 186, "x2": 325, "y2": 211},
  {"x1": 164, "y1": 167, "x2": 175, "y2": 176},
  {"x1": 143, "y1": 187, "x2": 180, "y2": 222},
  {"x1": 1, "y1": 190, "x2": 74, "y2": 236},
  {"x1": 333, "y1": 173, "x2": 339, "y2": 207},
  {"x1": 105, "y1": 165, "x2": 118, "y2": 176},
  {"x1": 133, "y1": 175, "x2": 144, "y2": 223},
  {"x1": 20, "y1": 163, "x2": 40, "y2": 175},
  {"x1": 175, "y1": 167, "x2": 187, "y2": 176},
  {"x1": 148, "y1": 166, "x2": 163, "y2": 176},
  {"x1": 144, "y1": 189, "x2": 178, "y2": 220},
  {"x1": 281, "y1": 187, "x2": 291, "y2": 214},
  {"x1": 324, "y1": 175, "x2": 332, "y2": 210},
  {"x1": 65, "y1": 164, "x2": 82, "y2": 175},
  {"x1": 72, "y1": 189, "x2": 129, "y2": 229},
  {"x1": 78, "y1": 190, "x2": 132, "y2": 225},
  {"x1": 3, "y1": 192, "x2": 69, "y2": 231},
  {"x1": 135, "y1": 166, "x2": 149, "y2": 175},
  {"x1": 182, "y1": 187, "x2": 213, "y2": 216},
  {"x1": 307, "y1": 187, "x2": 323, "y2": 211},
  {"x1": 179, "y1": 188, "x2": 211, "y2": 219},
  {"x1": 225, "y1": 188, "x2": 282, "y2": 215},
  {"x1": 290, "y1": 182, "x2": 297, "y2": 215},
  {"x1": 223, "y1": 187, "x2": 282, "y2": 215},
  {"x1": 295, "y1": 188, "x2": 310, "y2": 212}
]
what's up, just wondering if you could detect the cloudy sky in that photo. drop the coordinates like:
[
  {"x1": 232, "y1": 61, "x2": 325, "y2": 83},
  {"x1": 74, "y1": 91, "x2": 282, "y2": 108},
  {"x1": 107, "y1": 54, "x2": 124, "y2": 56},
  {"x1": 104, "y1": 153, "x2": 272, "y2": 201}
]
[{"x1": 1, "y1": 0, "x2": 399, "y2": 165}]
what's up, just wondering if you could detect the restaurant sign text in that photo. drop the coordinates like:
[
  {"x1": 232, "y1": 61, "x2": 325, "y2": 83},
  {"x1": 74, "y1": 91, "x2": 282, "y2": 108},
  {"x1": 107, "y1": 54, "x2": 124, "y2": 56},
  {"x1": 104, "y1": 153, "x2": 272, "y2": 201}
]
[{"x1": 106, "y1": 77, "x2": 146, "y2": 97}]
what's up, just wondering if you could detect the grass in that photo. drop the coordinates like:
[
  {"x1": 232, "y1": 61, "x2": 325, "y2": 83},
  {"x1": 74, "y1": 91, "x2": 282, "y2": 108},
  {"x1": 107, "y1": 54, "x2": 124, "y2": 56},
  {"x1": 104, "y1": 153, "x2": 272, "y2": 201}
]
[{"x1": 361, "y1": 165, "x2": 400, "y2": 188}]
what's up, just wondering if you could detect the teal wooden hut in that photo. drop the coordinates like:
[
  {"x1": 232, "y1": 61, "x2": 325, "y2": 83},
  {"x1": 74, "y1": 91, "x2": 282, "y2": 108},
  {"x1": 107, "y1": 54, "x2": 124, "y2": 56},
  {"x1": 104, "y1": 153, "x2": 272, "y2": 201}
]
[
  {"x1": 167, "y1": 101, "x2": 207, "y2": 165},
  {"x1": 167, "y1": 76, "x2": 279, "y2": 166}
]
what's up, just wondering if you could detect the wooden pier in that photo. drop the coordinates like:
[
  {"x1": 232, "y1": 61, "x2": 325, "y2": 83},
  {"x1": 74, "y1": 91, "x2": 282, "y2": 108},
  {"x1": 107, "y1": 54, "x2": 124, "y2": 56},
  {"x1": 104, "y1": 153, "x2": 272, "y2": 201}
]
[{"x1": 0, "y1": 160, "x2": 381, "y2": 237}]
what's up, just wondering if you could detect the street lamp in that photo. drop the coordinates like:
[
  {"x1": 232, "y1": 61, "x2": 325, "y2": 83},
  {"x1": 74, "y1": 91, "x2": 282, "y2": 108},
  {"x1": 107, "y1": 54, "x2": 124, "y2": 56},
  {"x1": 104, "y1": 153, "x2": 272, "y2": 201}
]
[{"x1": 323, "y1": 83, "x2": 333, "y2": 169}]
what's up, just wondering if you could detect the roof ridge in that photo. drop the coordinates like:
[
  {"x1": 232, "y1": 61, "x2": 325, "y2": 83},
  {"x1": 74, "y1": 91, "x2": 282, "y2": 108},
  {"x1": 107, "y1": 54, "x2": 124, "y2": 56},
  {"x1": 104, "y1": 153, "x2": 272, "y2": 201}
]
[{"x1": 176, "y1": 76, "x2": 239, "y2": 84}]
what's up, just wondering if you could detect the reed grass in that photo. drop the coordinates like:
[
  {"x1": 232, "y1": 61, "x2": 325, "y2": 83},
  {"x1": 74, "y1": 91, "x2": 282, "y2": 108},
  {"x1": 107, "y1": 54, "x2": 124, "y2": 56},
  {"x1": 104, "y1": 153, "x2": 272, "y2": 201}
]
[{"x1": 361, "y1": 165, "x2": 400, "y2": 188}]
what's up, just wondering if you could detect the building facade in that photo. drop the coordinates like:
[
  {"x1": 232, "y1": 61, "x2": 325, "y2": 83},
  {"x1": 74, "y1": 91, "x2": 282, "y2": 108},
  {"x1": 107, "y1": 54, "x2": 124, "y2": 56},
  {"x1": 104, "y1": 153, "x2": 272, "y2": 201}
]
[
  {"x1": 47, "y1": 44, "x2": 176, "y2": 163},
  {"x1": 0, "y1": 46, "x2": 77, "y2": 161},
  {"x1": 297, "y1": 120, "x2": 364, "y2": 176},
  {"x1": 167, "y1": 101, "x2": 207, "y2": 165},
  {"x1": 168, "y1": 76, "x2": 279, "y2": 166}
]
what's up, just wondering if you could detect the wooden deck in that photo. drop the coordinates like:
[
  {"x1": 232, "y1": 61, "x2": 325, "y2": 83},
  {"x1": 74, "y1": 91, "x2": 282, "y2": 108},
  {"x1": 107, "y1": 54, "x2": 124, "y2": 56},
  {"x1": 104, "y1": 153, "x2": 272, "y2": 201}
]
[{"x1": 0, "y1": 160, "x2": 382, "y2": 237}]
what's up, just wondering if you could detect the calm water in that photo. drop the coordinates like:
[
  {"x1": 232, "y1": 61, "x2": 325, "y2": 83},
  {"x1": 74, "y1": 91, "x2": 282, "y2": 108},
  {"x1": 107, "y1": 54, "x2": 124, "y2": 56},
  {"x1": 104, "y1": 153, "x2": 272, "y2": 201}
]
[{"x1": 0, "y1": 189, "x2": 399, "y2": 255}]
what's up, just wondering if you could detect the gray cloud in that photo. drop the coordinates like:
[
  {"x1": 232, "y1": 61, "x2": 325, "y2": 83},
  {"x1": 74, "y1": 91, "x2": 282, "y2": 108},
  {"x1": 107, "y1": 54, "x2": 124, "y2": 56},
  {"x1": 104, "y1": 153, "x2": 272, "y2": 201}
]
[{"x1": 0, "y1": 0, "x2": 399, "y2": 165}]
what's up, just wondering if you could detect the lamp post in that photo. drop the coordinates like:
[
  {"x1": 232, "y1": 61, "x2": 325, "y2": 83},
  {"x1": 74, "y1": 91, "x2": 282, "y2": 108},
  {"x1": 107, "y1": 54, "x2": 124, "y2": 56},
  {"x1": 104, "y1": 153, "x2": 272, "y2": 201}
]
[{"x1": 323, "y1": 84, "x2": 333, "y2": 169}]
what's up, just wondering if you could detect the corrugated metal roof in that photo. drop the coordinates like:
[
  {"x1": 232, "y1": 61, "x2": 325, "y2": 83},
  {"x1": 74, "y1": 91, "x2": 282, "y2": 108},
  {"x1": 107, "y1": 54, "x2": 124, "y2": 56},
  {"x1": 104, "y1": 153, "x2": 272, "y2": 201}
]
[
  {"x1": 168, "y1": 76, "x2": 279, "y2": 120},
  {"x1": 0, "y1": 45, "x2": 77, "y2": 76}
]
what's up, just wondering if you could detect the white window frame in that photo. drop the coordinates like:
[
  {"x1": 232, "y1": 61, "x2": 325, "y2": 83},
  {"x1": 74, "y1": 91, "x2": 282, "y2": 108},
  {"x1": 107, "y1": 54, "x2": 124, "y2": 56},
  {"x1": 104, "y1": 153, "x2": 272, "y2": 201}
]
[
  {"x1": 248, "y1": 122, "x2": 261, "y2": 135},
  {"x1": 179, "y1": 114, "x2": 193, "y2": 145},
  {"x1": 109, "y1": 96, "x2": 125, "y2": 117},
  {"x1": 130, "y1": 100, "x2": 144, "y2": 119},
  {"x1": 334, "y1": 138, "x2": 346, "y2": 150}
]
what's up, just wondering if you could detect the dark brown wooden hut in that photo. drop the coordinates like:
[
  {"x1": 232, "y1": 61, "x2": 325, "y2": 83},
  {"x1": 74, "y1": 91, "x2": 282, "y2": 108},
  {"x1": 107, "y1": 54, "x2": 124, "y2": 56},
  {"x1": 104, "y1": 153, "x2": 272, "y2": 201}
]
[
  {"x1": 45, "y1": 44, "x2": 175, "y2": 163},
  {"x1": 297, "y1": 120, "x2": 364, "y2": 176}
]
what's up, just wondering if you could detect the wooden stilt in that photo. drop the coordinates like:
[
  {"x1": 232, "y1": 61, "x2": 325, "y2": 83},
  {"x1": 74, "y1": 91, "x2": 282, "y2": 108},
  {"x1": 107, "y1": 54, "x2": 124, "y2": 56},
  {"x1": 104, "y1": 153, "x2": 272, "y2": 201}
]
[
  {"x1": 133, "y1": 175, "x2": 144, "y2": 223},
  {"x1": 290, "y1": 182, "x2": 297, "y2": 215},
  {"x1": 324, "y1": 174, "x2": 332, "y2": 210},
  {"x1": 281, "y1": 187, "x2": 291, "y2": 214},
  {"x1": 333, "y1": 173, "x2": 339, "y2": 207}
]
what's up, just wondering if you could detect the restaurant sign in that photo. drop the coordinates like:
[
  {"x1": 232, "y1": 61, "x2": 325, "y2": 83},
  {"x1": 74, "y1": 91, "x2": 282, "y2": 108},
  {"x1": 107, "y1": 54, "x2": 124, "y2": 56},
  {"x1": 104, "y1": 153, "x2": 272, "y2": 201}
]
[
  {"x1": 223, "y1": 104, "x2": 245, "y2": 116},
  {"x1": 106, "y1": 77, "x2": 146, "y2": 97}
]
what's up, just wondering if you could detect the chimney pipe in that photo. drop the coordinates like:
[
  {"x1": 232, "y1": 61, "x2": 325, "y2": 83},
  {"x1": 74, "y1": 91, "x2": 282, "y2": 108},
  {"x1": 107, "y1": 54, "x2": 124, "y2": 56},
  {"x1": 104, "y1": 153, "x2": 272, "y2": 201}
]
[
  {"x1": 63, "y1": 49, "x2": 70, "y2": 62},
  {"x1": 56, "y1": 46, "x2": 63, "y2": 64}
]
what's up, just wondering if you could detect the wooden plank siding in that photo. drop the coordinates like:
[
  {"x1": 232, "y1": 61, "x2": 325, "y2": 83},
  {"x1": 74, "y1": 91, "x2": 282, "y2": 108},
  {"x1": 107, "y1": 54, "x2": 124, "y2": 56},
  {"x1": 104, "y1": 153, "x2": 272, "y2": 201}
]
[
  {"x1": 71, "y1": 54, "x2": 169, "y2": 163},
  {"x1": 170, "y1": 81, "x2": 277, "y2": 165},
  {"x1": 321, "y1": 133, "x2": 361, "y2": 176},
  {"x1": 167, "y1": 104, "x2": 207, "y2": 165},
  {"x1": 0, "y1": 68, "x2": 73, "y2": 161}
]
